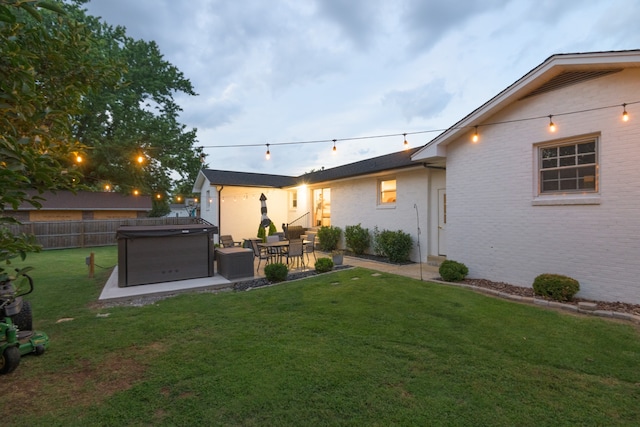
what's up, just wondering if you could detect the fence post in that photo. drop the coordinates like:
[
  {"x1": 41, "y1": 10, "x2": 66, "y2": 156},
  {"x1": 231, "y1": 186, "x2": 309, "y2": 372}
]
[{"x1": 88, "y1": 252, "x2": 95, "y2": 278}]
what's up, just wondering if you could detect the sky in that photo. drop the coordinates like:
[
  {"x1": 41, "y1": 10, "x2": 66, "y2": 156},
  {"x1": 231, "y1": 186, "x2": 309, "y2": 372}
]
[{"x1": 82, "y1": 0, "x2": 640, "y2": 177}]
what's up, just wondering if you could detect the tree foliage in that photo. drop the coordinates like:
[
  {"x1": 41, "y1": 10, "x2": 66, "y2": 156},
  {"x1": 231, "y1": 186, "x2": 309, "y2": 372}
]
[
  {"x1": 1, "y1": 0, "x2": 205, "y2": 276},
  {"x1": 68, "y1": 1, "x2": 203, "y2": 216},
  {"x1": 0, "y1": 0, "x2": 121, "y2": 273}
]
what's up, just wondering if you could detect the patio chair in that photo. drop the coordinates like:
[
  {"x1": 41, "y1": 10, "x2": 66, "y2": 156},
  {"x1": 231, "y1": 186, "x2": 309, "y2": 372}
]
[
  {"x1": 250, "y1": 239, "x2": 271, "y2": 272},
  {"x1": 286, "y1": 239, "x2": 305, "y2": 269},
  {"x1": 304, "y1": 233, "x2": 316, "y2": 264},
  {"x1": 266, "y1": 235, "x2": 283, "y2": 262},
  {"x1": 220, "y1": 235, "x2": 242, "y2": 248}
]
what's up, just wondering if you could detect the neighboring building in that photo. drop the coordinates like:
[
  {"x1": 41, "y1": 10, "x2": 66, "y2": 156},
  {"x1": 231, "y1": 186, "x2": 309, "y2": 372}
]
[
  {"x1": 412, "y1": 50, "x2": 640, "y2": 304},
  {"x1": 6, "y1": 190, "x2": 152, "y2": 222},
  {"x1": 165, "y1": 202, "x2": 198, "y2": 218}
]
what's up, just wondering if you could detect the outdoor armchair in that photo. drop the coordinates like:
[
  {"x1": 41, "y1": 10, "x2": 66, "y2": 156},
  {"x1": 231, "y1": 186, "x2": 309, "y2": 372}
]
[
  {"x1": 250, "y1": 239, "x2": 271, "y2": 272},
  {"x1": 286, "y1": 239, "x2": 305, "y2": 268},
  {"x1": 220, "y1": 235, "x2": 242, "y2": 248}
]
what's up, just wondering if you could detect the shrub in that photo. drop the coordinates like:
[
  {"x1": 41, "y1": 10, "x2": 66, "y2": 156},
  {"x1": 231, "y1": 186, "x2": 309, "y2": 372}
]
[
  {"x1": 439, "y1": 260, "x2": 469, "y2": 282},
  {"x1": 264, "y1": 263, "x2": 288, "y2": 282},
  {"x1": 257, "y1": 222, "x2": 278, "y2": 242},
  {"x1": 532, "y1": 273, "x2": 580, "y2": 302},
  {"x1": 314, "y1": 257, "x2": 334, "y2": 273},
  {"x1": 377, "y1": 229, "x2": 412, "y2": 263},
  {"x1": 345, "y1": 224, "x2": 370, "y2": 255},
  {"x1": 371, "y1": 226, "x2": 384, "y2": 256},
  {"x1": 317, "y1": 226, "x2": 342, "y2": 252}
]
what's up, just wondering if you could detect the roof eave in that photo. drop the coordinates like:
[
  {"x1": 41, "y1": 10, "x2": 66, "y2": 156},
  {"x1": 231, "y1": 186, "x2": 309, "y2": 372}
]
[{"x1": 412, "y1": 50, "x2": 640, "y2": 162}]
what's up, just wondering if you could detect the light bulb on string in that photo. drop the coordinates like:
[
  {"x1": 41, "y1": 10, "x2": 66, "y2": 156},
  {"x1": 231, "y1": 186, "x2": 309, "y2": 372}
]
[
  {"x1": 548, "y1": 115, "x2": 556, "y2": 132},
  {"x1": 332, "y1": 139, "x2": 337, "y2": 155},
  {"x1": 472, "y1": 126, "x2": 479, "y2": 143},
  {"x1": 403, "y1": 133, "x2": 409, "y2": 150},
  {"x1": 265, "y1": 144, "x2": 271, "y2": 160},
  {"x1": 622, "y1": 103, "x2": 629, "y2": 122}
]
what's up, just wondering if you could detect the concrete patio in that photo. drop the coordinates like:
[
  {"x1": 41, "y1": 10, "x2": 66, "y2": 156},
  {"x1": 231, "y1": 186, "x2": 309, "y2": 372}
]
[{"x1": 99, "y1": 252, "x2": 441, "y2": 303}]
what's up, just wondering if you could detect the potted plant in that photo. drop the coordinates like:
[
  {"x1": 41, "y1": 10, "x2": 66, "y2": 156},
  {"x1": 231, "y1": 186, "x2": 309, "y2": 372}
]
[{"x1": 331, "y1": 249, "x2": 344, "y2": 266}]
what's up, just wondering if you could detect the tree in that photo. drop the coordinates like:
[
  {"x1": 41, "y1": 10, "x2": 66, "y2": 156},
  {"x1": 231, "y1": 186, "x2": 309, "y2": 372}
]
[
  {"x1": 69, "y1": 1, "x2": 203, "y2": 216},
  {"x1": 0, "y1": 0, "x2": 121, "y2": 275}
]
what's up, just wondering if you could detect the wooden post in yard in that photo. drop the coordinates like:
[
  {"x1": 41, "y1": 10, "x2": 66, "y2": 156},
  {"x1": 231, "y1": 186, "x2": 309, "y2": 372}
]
[{"x1": 88, "y1": 252, "x2": 95, "y2": 278}]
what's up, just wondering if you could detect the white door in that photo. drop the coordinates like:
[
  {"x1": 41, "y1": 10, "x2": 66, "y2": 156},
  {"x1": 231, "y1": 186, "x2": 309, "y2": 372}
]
[{"x1": 438, "y1": 188, "x2": 446, "y2": 256}]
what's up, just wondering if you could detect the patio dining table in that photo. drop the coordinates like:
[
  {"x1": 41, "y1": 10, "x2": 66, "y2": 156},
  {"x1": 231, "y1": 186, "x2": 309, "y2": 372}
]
[{"x1": 258, "y1": 240, "x2": 310, "y2": 264}]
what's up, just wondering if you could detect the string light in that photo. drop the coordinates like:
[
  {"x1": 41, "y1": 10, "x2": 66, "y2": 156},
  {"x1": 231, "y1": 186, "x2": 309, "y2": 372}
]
[
  {"x1": 471, "y1": 126, "x2": 479, "y2": 143},
  {"x1": 118, "y1": 100, "x2": 639, "y2": 166},
  {"x1": 622, "y1": 103, "x2": 629, "y2": 122},
  {"x1": 332, "y1": 139, "x2": 337, "y2": 154}
]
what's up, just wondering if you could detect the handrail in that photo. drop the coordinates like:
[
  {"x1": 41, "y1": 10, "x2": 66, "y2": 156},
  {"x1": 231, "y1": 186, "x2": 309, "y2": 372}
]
[{"x1": 283, "y1": 212, "x2": 310, "y2": 230}]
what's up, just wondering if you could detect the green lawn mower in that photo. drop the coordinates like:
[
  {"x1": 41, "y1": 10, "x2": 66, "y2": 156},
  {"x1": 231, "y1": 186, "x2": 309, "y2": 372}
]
[{"x1": 1, "y1": 271, "x2": 49, "y2": 375}]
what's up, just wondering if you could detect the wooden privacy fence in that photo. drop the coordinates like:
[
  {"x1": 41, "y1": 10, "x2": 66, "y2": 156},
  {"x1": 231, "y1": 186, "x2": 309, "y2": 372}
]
[{"x1": 5, "y1": 217, "x2": 212, "y2": 250}]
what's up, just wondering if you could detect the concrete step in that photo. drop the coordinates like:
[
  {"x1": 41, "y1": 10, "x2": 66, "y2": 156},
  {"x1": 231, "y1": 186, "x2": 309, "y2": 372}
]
[{"x1": 427, "y1": 255, "x2": 446, "y2": 267}]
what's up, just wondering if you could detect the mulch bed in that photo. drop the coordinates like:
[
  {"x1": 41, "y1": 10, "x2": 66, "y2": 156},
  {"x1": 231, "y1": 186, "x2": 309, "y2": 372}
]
[{"x1": 461, "y1": 278, "x2": 640, "y2": 317}]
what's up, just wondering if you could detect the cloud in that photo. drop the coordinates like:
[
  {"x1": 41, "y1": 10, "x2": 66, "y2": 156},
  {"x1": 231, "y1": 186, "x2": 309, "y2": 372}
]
[
  {"x1": 402, "y1": 0, "x2": 511, "y2": 53},
  {"x1": 314, "y1": 0, "x2": 387, "y2": 50},
  {"x1": 383, "y1": 79, "x2": 452, "y2": 122}
]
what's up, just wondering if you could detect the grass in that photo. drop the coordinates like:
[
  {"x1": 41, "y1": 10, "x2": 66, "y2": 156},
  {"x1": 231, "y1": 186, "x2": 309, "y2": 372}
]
[{"x1": 2, "y1": 246, "x2": 639, "y2": 426}]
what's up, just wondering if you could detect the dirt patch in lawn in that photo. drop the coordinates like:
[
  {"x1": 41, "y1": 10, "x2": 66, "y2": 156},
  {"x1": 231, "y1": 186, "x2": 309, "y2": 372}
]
[{"x1": 1, "y1": 341, "x2": 166, "y2": 420}]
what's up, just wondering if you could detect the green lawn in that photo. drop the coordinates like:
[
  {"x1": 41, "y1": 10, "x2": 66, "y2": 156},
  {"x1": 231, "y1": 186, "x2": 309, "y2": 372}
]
[{"x1": 2, "y1": 246, "x2": 639, "y2": 426}]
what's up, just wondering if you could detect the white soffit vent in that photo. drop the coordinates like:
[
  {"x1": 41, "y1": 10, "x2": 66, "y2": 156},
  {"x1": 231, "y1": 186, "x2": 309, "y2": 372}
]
[{"x1": 519, "y1": 69, "x2": 622, "y2": 100}]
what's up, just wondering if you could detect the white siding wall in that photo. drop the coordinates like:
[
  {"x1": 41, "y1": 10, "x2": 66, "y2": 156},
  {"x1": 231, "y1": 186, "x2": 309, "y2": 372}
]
[
  {"x1": 198, "y1": 182, "x2": 289, "y2": 243},
  {"x1": 446, "y1": 69, "x2": 640, "y2": 303},
  {"x1": 326, "y1": 168, "x2": 430, "y2": 262},
  {"x1": 220, "y1": 187, "x2": 289, "y2": 240}
]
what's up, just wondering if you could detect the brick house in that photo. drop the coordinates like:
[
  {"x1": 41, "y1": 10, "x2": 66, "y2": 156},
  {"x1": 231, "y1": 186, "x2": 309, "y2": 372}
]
[
  {"x1": 412, "y1": 50, "x2": 640, "y2": 304},
  {"x1": 195, "y1": 50, "x2": 640, "y2": 304},
  {"x1": 193, "y1": 147, "x2": 438, "y2": 264}
]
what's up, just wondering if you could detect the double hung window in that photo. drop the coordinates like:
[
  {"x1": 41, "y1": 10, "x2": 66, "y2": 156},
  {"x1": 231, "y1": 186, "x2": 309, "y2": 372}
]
[
  {"x1": 379, "y1": 179, "x2": 396, "y2": 204},
  {"x1": 539, "y1": 138, "x2": 597, "y2": 194}
]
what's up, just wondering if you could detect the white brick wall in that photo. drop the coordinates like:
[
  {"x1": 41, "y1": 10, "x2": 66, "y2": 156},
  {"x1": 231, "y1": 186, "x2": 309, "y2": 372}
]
[
  {"x1": 327, "y1": 168, "x2": 431, "y2": 262},
  {"x1": 445, "y1": 69, "x2": 640, "y2": 304}
]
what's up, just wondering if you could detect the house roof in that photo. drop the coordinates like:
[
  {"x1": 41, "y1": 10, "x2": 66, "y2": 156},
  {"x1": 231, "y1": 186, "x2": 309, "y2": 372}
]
[
  {"x1": 297, "y1": 147, "x2": 422, "y2": 185},
  {"x1": 197, "y1": 170, "x2": 298, "y2": 189},
  {"x1": 194, "y1": 147, "x2": 423, "y2": 190},
  {"x1": 412, "y1": 49, "x2": 640, "y2": 163},
  {"x1": 14, "y1": 190, "x2": 152, "y2": 211}
]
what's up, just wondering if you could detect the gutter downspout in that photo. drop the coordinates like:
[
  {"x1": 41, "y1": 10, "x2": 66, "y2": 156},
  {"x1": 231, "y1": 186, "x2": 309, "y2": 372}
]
[{"x1": 216, "y1": 185, "x2": 224, "y2": 244}]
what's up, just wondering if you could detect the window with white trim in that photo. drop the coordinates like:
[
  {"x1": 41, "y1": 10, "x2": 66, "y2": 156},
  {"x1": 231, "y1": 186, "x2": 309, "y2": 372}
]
[
  {"x1": 289, "y1": 190, "x2": 297, "y2": 209},
  {"x1": 379, "y1": 178, "x2": 396, "y2": 204},
  {"x1": 539, "y1": 138, "x2": 597, "y2": 194}
]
